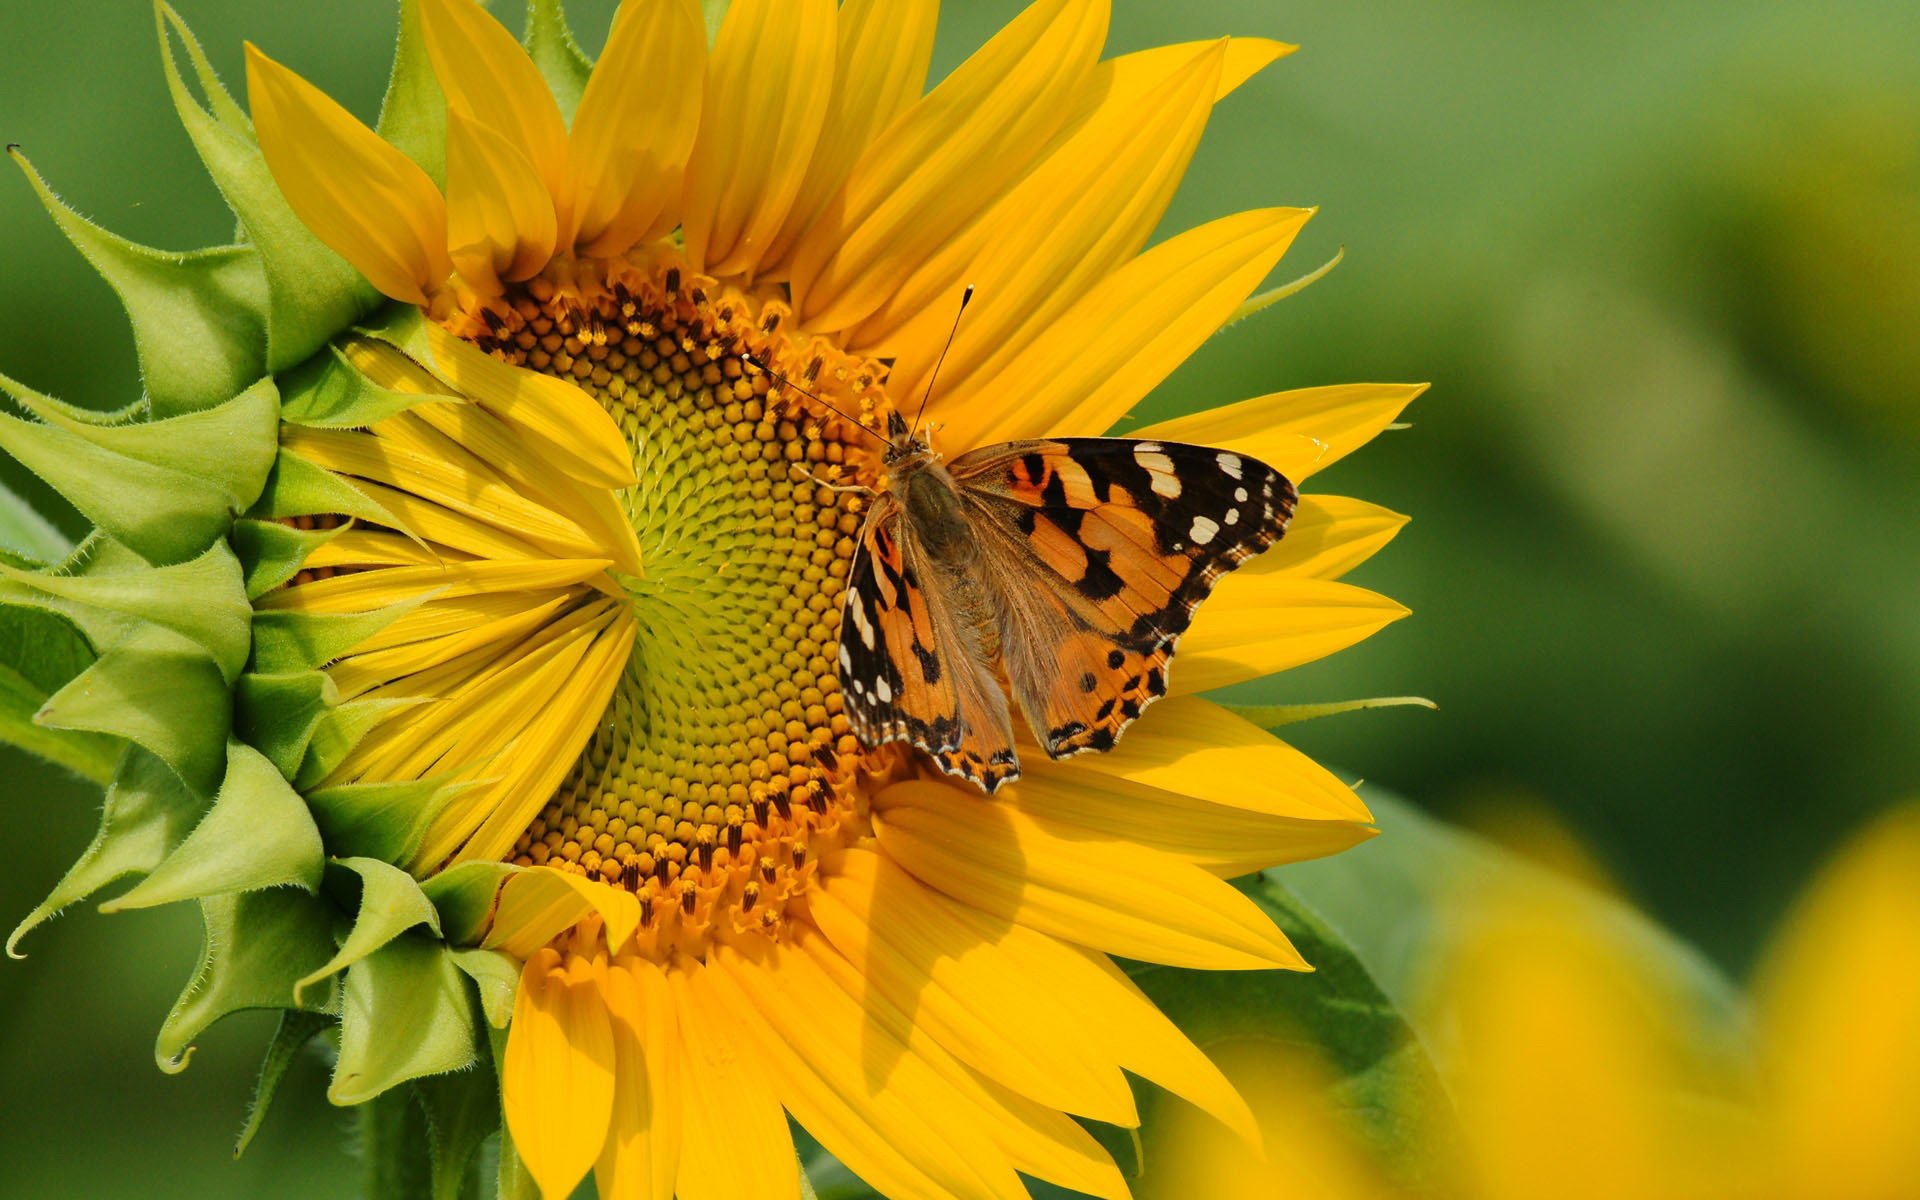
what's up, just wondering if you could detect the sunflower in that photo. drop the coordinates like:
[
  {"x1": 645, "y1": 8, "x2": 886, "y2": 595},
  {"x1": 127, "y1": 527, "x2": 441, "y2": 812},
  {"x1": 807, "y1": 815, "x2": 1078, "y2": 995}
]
[{"x1": 4, "y1": 1, "x2": 1418, "y2": 1196}]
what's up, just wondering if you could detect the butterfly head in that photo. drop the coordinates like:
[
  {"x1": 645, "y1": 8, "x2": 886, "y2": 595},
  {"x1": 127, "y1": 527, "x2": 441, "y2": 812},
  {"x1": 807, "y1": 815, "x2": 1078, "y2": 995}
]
[{"x1": 882, "y1": 408, "x2": 939, "y2": 470}]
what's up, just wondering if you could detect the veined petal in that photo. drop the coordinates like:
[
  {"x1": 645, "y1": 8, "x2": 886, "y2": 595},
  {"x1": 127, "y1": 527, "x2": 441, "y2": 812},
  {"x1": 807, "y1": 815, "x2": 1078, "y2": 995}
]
[
  {"x1": 570, "y1": 0, "x2": 707, "y2": 258},
  {"x1": 483, "y1": 865, "x2": 642, "y2": 960},
  {"x1": 869, "y1": 39, "x2": 1232, "y2": 376},
  {"x1": 872, "y1": 780, "x2": 1307, "y2": 971},
  {"x1": 758, "y1": 0, "x2": 940, "y2": 275},
  {"x1": 670, "y1": 961, "x2": 800, "y2": 1200},
  {"x1": 1009, "y1": 765, "x2": 1375, "y2": 876},
  {"x1": 446, "y1": 110, "x2": 558, "y2": 288},
  {"x1": 787, "y1": 0, "x2": 1110, "y2": 332},
  {"x1": 504, "y1": 949, "x2": 618, "y2": 1200},
  {"x1": 419, "y1": 0, "x2": 570, "y2": 231},
  {"x1": 244, "y1": 45, "x2": 451, "y2": 305},
  {"x1": 1134, "y1": 382, "x2": 1428, "y2": 482},
  {"x1": 1178, "y1": 577, "x2": 1410, "y2": 692},
  {"x1": 937, "y1": 207, "x2": 1314, "y2": 449},
  {"x1": 1249, "y1": 494, "x2": 1409, "y2": 580},
  {"x1": 596, "y1": 960, "x2": 682, "y2": 1200},
  {"x1": 680, "y1": 0, "x2": 837, "y2": 280},
  {"x1": 1051, "y1": 695, "x2": 1373, "y2": 822}
]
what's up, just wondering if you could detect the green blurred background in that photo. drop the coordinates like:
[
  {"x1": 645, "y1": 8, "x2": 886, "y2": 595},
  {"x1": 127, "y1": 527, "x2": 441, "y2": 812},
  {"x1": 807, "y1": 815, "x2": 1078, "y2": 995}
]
[{"x1": 2, "y1": 0, "x2": 1917, "y2": 1195}]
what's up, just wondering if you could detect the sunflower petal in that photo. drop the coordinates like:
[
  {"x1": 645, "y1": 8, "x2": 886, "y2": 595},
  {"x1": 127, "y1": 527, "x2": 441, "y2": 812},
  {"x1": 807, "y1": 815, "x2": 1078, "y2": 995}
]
[
  {"x1": 1248, "y1": 494, "x2": 1409, "y2": 580},
  {"x1": 787, "y1": 0, "x2": 1110, "y2": 332},
  {"x1": 873, "y1": 780, "x2": 1307, "y2": 971},
  {"x1": 680, "y1": 0, "x2": 837, "y2": 280},
  {"x1": 570, "y1": 0, "x2": 708, "y2": 258},
  {"x1": 1177, "y1": 577, "x2": 1410, "y2": 692},
  {"x1": 445, "y1": 111, "x2": 558, "y2": 288},
  {"x1": 503, "y1": 950, "x2": 617, "y2": 1200},
  {"x1": 244, "y1": 45, "x2": 450, "y2": 305},
  {"x1": 1134, "y1": 382, "x2": 1428, "y2": 482},
  {"x1": 937, "y1": 207, "x2": 1314, "y2": 449},
  {"x1": 595, "y1": 961, "x2": 682, "y2": 1200},
  {"x1": 670, "y1": 961, "x2": 800, "y2": 1200}
]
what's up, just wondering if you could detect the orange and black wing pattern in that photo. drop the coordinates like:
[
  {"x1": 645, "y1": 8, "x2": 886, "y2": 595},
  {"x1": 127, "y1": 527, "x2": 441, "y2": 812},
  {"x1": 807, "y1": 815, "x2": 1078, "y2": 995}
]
[{"x1": 952, "y1": 437, "x2": 1296, "y2": 757}]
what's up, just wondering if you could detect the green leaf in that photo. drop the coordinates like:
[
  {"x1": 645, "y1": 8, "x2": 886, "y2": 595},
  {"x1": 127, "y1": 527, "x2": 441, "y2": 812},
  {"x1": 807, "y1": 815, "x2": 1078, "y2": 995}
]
[
  {"x1": 8, "y1": 148, "x2": 268, "y2": 417},
  {"x1": 295, "y1": 856, "x2": 443, "y2": 1004},
  {"x1": 6, "y1": 747, "x2": 199, "y2": 958},
  {"x1": 450, "y1": 949, "x2": 520, "y2": 1030},
  {"x1": 0, "y1": 477, "x2": 70, "y2": 563},
  {"x1": 105, "y1": 740, "x2": 325, "y2": 911},
  {"x1": 524, "y1": 0, "x2": 593, "y2": 124},
  {"x1": 422, "y1": 861, "x2": 518, "y2": 946},
  {"x1": 230, "y1": 517, "x2": 348, "y2": 600},
  {"x1": 250, "y1": 445, "x2": 404, "y2": 530},
  {"x1": 359, "y1": 1082, "x2": 435, "y2": 1200},
  {"x1": 156, "y1": 887, "x2": 339, "y2": 1072},
  {"x1": 0, "y1": 597, "x2": 117, "y2": 784},
  {"x1": 235, "y1": 1009, "x2": 336, "y2": 1158},
  {"x1": 332, "y1": 933, "x2": 481, "y2": 1104},
  {"x1": 249, "y1": 597, "x2": 421, "y2": 674},
  {"x1": 37, "y1": 624, "x2": 231, "y2": 798},
  {"x1": 278, "y1": 343, "x2": 450, "y2": 429},
  {"x1": 1229, "y1": 697, "x2": 1439, "y2": 729},
  {"x1": 155, "y1": 4, "x2": 379, "y2": 372},
  {"x1": 378, "y1": 0, "x2": 449, "y2": 187},
  {"x1": 416, "y1": 1061, "x2": 502, "y2": 1200},
  {"x1": 307, "y1": 776, "x2": 472, "y2": 865},
  {"x1": 235, "y1": 669, "x2": 336, "y2": 779}
]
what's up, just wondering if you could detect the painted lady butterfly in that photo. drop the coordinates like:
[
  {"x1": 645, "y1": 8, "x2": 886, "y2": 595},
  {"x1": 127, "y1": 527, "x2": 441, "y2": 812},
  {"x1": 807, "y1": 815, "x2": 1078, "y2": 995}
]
[{"x1": 834, "y1": 408, "x2": 1298, "y2": 793}]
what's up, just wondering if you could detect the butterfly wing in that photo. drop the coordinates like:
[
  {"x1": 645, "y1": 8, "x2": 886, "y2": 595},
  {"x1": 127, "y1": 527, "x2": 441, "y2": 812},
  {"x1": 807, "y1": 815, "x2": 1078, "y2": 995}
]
[
  {"x1": 951, "y1": 437, "x2": 1297, "y2": 757},
  {"x1": 839, "y1": 492, "x2": 1019, "y2": 790}
]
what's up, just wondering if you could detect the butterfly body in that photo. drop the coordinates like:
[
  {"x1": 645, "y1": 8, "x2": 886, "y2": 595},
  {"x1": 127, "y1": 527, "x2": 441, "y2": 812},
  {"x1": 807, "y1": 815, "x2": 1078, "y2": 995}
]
[{"x1": 837, "y1": 414, "x2": 1297, "y2": 794}]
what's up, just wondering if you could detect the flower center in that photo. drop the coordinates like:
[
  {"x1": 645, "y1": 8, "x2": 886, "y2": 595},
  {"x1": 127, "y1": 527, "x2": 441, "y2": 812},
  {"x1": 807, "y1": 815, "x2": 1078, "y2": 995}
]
[{"x1": 464, "y1": 258, "x2": 891, "y2": 947}]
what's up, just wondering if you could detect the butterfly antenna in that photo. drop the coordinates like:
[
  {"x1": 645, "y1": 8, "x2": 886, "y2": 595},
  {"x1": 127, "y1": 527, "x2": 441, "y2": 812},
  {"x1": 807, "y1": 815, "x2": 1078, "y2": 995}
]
[
  {"x1": 908, "y1": 283, "x2": 974, "y2": 442},
  {"x1": 739, "y1": 352, "x2": 892, "y2": 451}
]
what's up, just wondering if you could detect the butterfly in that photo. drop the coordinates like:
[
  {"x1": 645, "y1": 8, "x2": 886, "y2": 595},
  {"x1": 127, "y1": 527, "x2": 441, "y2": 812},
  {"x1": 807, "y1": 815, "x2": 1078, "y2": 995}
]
[{"x1": 834, "y1": 408, "x2": 1298, "y2": 793}]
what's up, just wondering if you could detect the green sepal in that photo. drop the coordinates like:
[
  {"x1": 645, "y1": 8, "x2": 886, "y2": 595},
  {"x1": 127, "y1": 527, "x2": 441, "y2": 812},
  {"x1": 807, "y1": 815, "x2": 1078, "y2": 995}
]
[
  {"x1": 234, "y1": 669, "x2": 335, "y2": 780},
  {"x1": 0, "y1": 540, "x2": 251, "y2": 682},
  {"x1": 155, "y1": 4, "x2": 379, "y2": 373},
  {"x1": 156, "y1": 887, "x2": 339, "y2": 1073},
  {"x1": 295, "y1": 856, "x2": 444, "y2": 1004},
  {"x1": 250, "y1": 445, "x2": 403, "y2": 530},
  {"x1": 7, "y1": 148, "x2": 268, "y2": 417},
  {"x1": 231, "y1": 517, "x2": 349, "y2": 600},
  {"x1": 249, "y1": 596, "x2": 422, "y2": 674},
  {"x1": 421, "y1": 860, "x2": 518, "y2": 946},
  {"x1": 0, "y1": 596, "x2": 118, "y2": 784},
  {"x1": 6, "y1": 747, "x2": 199, "y2": 958},
  {"x1": 360, "y1": 1086, "x2": 436, "y2": 1200},
  {"x1": 279, "y1": 343, "x2": 447, "y2": 429},
  {"x1": 415, "y1": 1060, "x2": 503, "y2": 1200},
  {"x1": 0, "y1": 476, "x2": 71, "y2": 563},
  {"x1": 1228, "y1": 696, "x2": 1438, "y2": 729},
  {"x1": 525, "y1": 0, "x2": 593, "y2": 123},
  {"x1": 105, "y1": 740, "x2": 326, "y2": 911},
  {"x1": 379, "y1": 0, "x2": 449, "y2": 187},
  {"x1": 0, "y1": 378, "x2": 277, "y2": 566},
  {"x1": 234, "y1": 1009, "x2": 336, "y2": 1158},
  {"x1": 296, "y1": 695, "x2": 431, "y2": 791},
  {"x1": 38, "y1": 624, "x2": 230, "y2": 798},
  {"x1": 451, "y1": 948, "x2": 520, "y2": 1030},
  {"x1": 332, "y1": 933, "x2": 481, "y2": 1104},
  {"x1": 307, "y1": 775, "x2": 475, "y2": 865}
]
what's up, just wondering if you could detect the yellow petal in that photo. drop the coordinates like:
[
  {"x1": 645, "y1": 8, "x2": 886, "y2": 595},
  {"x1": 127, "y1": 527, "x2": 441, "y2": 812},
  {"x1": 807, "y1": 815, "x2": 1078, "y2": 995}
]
[
  {"x1": 1177, "y1": 577, "x2": 1410, "y2": 693},
  {"x1": 1248, "y1": 494, "x2": 1409, "y2": 580},
  {"x1": 244, "y1": 45, "x2": 450, "y2": 304},
  {"x1": 757, "y1": 0, "x2": 940, "y2": 275},
  {"x1": 446, "y1": 110, "x2": 558, "y2": 288},
  {"x1": 872, "y1": 780, "x2": 1307, "y2": 971},
  {"x1": 483, "y1": 865, "x2": 642, "y2": 960},
  {"x1": 326, "y1": 595, "x2": 569, "y2": 698},
  {"x1": 1052, "y1": 695, "x2": 1372, "y2": 822},
  {"x1": 254, "y1": 557, "x2": 612, "y2": 613},
  {"x1": 804, "y1": 853, "x2": 1140, "y2": 1126},
  {"x1": 1755, "y1": 804, "x2": 1920, "y2": 1194},
  {"x1": 1135, "y1": 382, "x2": 1427, "y2": 483},
  {"x1": 419, "y1": 0, "x2": 571, "y2": 232},
  {"x1": 1009, "y1": 765, "x2": 1376, "y2": 877},
  {"x1": 868, "y1": 39, "x2": 1232, "y2": 378},
  {"x1": 936, "y1": 207, "x2": 1314, "y2": 450},
  {"x1": 503, "y1": 949, "x2": 618, "y2": 1200},
  {"x1": 570, "y1": 0, "x2": 707, "y2": 258},
  {"x1": 595, "y1": 960, "x2": 682, "y2": 1200},
  {"x1": 669, "y1": 961, "x2": 799, "y2": 1200},
  {"x1": 680, "y1": 0, "x2": 837, "y2": 280},
  {"x1": 787, "y1": 0, "x2": 1110, "y2": 332}
]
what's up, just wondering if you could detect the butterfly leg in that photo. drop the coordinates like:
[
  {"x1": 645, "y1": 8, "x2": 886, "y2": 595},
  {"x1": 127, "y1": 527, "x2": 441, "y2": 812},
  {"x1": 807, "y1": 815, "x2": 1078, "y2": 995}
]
[{"x1": 788, "y1": 463, "x2": 875, "y2": 497}]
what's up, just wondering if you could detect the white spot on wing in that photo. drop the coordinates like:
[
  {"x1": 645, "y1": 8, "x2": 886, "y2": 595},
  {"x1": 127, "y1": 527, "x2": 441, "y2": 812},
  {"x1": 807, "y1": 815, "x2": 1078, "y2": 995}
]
[
  {"x1": 1217, "y1": 452, "x2": 1244, "y2": 480},
  {"x1": 1134, "y1": 447, "x2": 1180, "y2": 497},
  {"x1": 848, "y1": 594, "x2": 876, "y2": 650},
  {"x1": 875, "y1": 677, "x2": 893, "y2": 703},
  {"x1": 1225, "y1": 509, "x2": 1240, "y2": 526},
  {"x1": 1234, "y1": 486, "x2": 1248, "y2": 502},
  {"x1": 1190, "y1": 515, "x2": 1220, "y2": 545}
]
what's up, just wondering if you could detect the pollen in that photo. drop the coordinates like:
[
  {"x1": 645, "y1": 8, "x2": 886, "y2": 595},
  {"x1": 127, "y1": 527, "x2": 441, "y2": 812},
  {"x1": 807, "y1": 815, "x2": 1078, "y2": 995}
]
[{"x1": 474, "y1": 258, "x2": 891, "y2": 957}]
